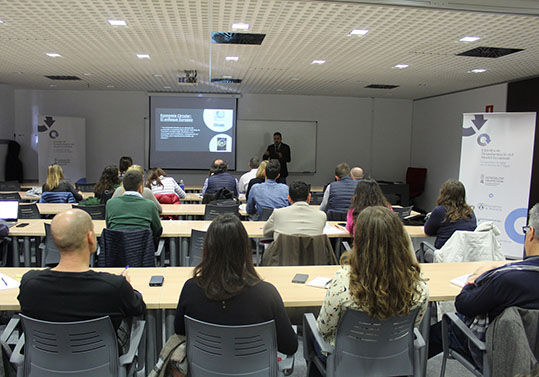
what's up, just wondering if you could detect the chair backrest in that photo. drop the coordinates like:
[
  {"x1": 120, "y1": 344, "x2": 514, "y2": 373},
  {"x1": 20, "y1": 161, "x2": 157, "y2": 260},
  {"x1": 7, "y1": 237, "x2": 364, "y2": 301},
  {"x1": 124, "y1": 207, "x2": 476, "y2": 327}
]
[
  {"x1": 42, "y1": 223, "x2": 60, "y2": 267},
  {"x1": 0, "y1": 192, "x2": 21, "y2": 201},
  {"x1": 204, "y1": 202, "x2": 240, "y2": 220},
  {"x1": 18, "y1": 203, "x2": 41, "y2": 219},
  {"x1": 75, "y1": 183, "x2": 96, "y2": 192},
  {"x1": 393, "y1": 205, "x2": 413, "y2": 220},
  {"x1": 100, "y1": 190, "x2": 114, "y2": 205},
  {"x1": 262, "y1": 234, "x2": 337, "y2": 266},
  {"x1": 19, "y1": 314, "x2": 119, "y2": 377},
  {"x1": 406, "y1": 167, "x2": 427, "y2": 199},
  {"x1": 40, "y1": 191, "x2": 76, "y2": 203},
  {"x1": 99, "y1": 228, "x2": 156, "y2": 267},
  {"x1": 185, "y1": 315, "x2": 279, "y2": 377},
  {"x1": 188, "y1": 229, "x2": 206, "y2": 267},
  {"x1": 74, "y1": 204, "x2": 106, "y2": 220},
  {"x1": 329, "y1": 307, "x2": 420, "y2": 377},
  {"x1": 259, "y1": 207, "x2": 274, "y2": 221},
  {"x1": 310, "y1": 192, "x2": 324, "y2": 205},
  {"x1": 326, "y1": 210, "x2": 347, "y2": 221},
  {"x1": 0, "y1": 181, "x2": 21, "y2": 191},
  {"x1": 435, "y1": 227, "x2": 505, "y2": 263}
]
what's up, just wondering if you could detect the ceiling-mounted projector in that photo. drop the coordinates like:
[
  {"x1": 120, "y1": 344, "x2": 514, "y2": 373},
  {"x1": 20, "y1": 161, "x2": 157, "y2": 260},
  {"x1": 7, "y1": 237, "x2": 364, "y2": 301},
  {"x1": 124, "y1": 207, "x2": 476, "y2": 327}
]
[{"x1": 178, "y1": 70, "x2": 198, "y2": 85}]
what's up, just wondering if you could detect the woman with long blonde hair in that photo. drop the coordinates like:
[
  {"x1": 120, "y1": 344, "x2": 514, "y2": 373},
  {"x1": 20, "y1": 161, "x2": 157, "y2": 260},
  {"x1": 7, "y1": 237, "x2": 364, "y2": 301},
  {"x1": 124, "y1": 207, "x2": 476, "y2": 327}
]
[
  {"x1": 317, "y1": 206, "x2": 428, "y2": 346},
  {"x1": 245, "y1": 160, "x2": 268, "y2": 199},
  {"x1": 42, "y1": 164, "x2": 83, "y2": 202},
  {"x1": 424, "y1": 179, "x2": 476, "y2": 249}
]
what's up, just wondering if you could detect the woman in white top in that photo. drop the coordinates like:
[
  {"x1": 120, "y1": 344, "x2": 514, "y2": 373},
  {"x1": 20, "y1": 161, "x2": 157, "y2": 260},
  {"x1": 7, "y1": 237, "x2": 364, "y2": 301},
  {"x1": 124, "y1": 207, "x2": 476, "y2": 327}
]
[{"x1": 147, "y1": 168, "x2": 186, "y2": 199}]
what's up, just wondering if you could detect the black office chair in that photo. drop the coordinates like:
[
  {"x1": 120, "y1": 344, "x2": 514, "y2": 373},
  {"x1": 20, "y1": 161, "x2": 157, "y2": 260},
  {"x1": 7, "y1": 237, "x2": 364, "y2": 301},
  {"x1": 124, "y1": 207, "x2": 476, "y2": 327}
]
[
  {"x1": 310, "y1": 192, "x2": 324, "y2": 206},
  {"x1": 0, "y1": 181, "x2": 21, "y2": 191},
  {"x1": 204, "y1": 203, "x2": 240, "y2": 220},
  {"x1": 74, "y1": 204, "x2": 106, "y2": 220},
  {"x1": 187, "y1": 229, "x2": 206, "y2": 267},
  {"x1": 75, "y1": 183, "x2": 96, "y2": 192},
  {"x1": 326, "y1": 210, "x2": 347, "y2": 221},
  {"x1": 18, "y1": 204, "x2": 41, "y2": 219},
  {"x1": 99, "y1": 228, "x2": 164, "y2": 267},
  {"x1": 0, "y1": 192, "x2": 20, "y2": 201},
  {"x1": 38, "y1": 223, "x2": 60, "y2": 267}
]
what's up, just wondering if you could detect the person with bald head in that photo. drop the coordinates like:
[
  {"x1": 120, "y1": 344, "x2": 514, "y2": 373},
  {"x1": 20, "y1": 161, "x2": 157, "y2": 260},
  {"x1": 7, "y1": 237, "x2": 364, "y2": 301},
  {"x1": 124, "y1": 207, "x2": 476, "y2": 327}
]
[
  {"x1": 350, "y1": 167, "x2": 364, "y2": 180},
  {"x1": 201, "y1": 159, "x2": 239, "y2": 197},
  {"x1": 18, "y1": 209, "x2": 146, "y2": 351}
]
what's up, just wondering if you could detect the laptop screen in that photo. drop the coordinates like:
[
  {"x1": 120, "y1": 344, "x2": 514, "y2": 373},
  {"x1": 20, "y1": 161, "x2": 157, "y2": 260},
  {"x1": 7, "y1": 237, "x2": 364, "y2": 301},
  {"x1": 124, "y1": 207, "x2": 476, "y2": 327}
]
[{"x1": 0, "y1": 201, "x2": 19, "y2": 221}]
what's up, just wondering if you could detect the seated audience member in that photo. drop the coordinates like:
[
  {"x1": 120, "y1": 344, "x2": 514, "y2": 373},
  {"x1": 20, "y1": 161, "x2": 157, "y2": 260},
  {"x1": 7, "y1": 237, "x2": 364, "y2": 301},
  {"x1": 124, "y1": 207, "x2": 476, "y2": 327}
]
[
  {"x1": 429, "y1": 203, "x2": 539, "y2": 365},
  {"x1": 246, "y1": 159, "x2": 289, "y2": 218},
  {"x1": 147, "y1": 167, "x2": 186, "y2": 200},
  {"x1": 112, "y1": 165, "x2": 162, "y2": 213},
  {"x1": 42, "y1": 163, "x2": 83, "y2": 202},
  {"x1": 174, "y1": 214, "x2": 298, "y2": 370},
  {"x1": 346, "y1": 179, "x2": 391, "y2": 234},
  {"x1": 319, "y1": 163, "x2": 360, "y2": 213},
  {"x1": 106, "y1": 170, "x2": 163, "y2": 242},
  {"x1": 202, "y1": 159, "x2": 239, "y2": 197},
  {"x1": 264, "y1": 181, "x2": 326, "y2": 239},
  {"x1": 424, "y1": 179, "x2": 477, "y2": 249},
  {"x1": 350, "y1": 166, "x2": 364, "y2": 180},
  {"x1": 317, "y1": 206, "x2": 428, "y2": 347},
  {"x1": 245, "y1": 160, "x2": 268, "y2": 200},
  {"x1": 238, "y1": 157, "x2": 260, "y2": 194},
  {"x1": 118, "y1": 156, "x2": 133, "y2": 180},
  {"x1": 93, "y1": 165, "x2": 121, "y2": 203},
  {"x1": 17, "y1": 209, "x2": 146, "y2": 351}
]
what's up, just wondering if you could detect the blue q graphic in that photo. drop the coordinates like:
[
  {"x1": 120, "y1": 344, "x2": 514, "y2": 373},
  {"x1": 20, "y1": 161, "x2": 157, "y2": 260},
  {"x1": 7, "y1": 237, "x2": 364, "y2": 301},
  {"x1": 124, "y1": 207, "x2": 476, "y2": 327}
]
[
  {"x1": 463, "y1": 114, "x2": 491, "y2": 146},
  {"x1": 505, "y1": 208, "x2": 527, "y2": 244},
  {"x1": 38, "y1": 116, "x2": 59, "y2": 139}
]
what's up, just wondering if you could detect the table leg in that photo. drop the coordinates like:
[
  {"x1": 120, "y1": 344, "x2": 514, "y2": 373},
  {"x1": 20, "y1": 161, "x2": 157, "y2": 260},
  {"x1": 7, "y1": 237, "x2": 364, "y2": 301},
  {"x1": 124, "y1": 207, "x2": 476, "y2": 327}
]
[
  {"x1": 419, "y1": 303, "x2": 432, "y2": 377},
  {"x1": 169, "y1": 237, "x2": 177, "y2": 267},
  {"x1": 12, "y1": 237, "x2": 19, "y2": 267},
  {"x1": 181, "y1": 237, "x2": 189, "y2": 266},
  {"x1": 23, "y1": 237, "x2": 31, "y2": 267},
  {"x1": 165, "y1": 309, "x2": 175, "y2": 340}
]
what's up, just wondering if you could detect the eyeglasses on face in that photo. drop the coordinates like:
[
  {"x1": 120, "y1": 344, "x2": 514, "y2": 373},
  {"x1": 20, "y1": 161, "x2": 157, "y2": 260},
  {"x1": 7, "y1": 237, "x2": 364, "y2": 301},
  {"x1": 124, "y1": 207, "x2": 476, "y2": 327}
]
[{"x1": 523, "y1": 225, "x2": 531, "y2": 234}]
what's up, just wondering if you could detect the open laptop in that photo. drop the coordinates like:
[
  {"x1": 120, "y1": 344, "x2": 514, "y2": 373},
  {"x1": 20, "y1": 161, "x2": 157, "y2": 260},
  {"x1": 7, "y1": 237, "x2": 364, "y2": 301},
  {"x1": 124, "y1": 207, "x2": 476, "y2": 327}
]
[{"x1": 0, "y1": 201, "x2": 19, "y2": 227}]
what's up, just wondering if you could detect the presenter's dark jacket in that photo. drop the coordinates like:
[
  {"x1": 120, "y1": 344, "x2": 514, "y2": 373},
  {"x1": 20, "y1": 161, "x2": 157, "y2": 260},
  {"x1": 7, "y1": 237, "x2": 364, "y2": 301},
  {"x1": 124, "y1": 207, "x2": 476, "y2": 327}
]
[{"x1": 263, "y1": 143, "x2": 291, "y2": 178}]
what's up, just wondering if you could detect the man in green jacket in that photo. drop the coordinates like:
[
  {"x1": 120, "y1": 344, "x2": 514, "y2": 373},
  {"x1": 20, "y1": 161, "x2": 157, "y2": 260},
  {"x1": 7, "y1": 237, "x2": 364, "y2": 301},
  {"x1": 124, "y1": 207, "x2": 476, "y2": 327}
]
[{"x1": 106, "y1": 169, "x2": 163, "y2": 244}]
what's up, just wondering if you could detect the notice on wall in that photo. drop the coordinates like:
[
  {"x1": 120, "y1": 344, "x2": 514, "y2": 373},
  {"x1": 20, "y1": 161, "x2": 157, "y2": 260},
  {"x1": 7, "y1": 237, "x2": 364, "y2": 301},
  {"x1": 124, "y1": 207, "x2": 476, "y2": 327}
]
[
  {"x1": 459, "y1": 112, "x2": 536, "y2": 258},
  {"x1": 38, "y1": 115, "x2": 86, "y2": 184}
]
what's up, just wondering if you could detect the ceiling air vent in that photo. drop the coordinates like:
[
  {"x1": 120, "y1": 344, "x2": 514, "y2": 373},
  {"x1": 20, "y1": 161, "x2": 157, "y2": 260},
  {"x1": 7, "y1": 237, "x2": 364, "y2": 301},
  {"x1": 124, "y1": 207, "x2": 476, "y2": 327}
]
[
  {"x1": 211, "y1": 78, "x2": 242, "y2": 84},
  {"x1": 45, "y1": 75, "x2": 82, "y2": 80},
  {"x1": 365, "y1": 84, "x2": 399, "y2": 89},
  {"x1": 457, "y1": 46, "x2": 523, "y2": 58},
  {"x1": 211, "y1": 32, "x2": 265, "y2": 45}
]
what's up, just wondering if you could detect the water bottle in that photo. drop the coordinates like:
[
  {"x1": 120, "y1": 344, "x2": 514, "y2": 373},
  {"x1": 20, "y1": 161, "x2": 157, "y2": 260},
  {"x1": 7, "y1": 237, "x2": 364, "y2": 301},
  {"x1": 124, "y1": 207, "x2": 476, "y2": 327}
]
[{"x1": 179, "y1": 179, "x2": 185, "y2": 192}]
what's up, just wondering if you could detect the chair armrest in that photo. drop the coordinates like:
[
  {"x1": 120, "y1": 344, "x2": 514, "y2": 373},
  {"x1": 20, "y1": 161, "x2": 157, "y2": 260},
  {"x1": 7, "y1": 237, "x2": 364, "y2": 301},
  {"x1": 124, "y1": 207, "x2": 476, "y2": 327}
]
[
  {"x1": 303, "y1": 313, "x2": 334, "y2": 355},
  {"x1": 278, "y1": 324, "x2": 297, "y2": 375},
  {"x1": 419, "y1": 241, "x2": 436, "y2": 263},
  {"x1": 119, "y1": 320, "x2": 146, "y2": 366},
  {"x1": 342, "y1": 241, "x2": 351, "y2": 251},
  {"x1": 413, "y1": 328, "x2": 425, "y2": 349},
  {"x1": 442, "y1": 312, "x2": 486, "y2": 351},
  {"x1": 155, "y1": 239, "x2": 165, "y2": 257},
  {"x1": 0, "y1": 316, "x2": 20, "y2": 355},
  {"x1": 9, "y1": 333, "x2": 24, "y2": 367}
]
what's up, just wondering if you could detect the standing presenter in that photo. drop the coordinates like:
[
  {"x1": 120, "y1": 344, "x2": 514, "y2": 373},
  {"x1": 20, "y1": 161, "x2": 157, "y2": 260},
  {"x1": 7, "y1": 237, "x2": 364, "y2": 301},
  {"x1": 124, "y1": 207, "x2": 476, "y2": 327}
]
[{"x1": 263, "y1": 132, "x2": 291, "y2": 184}]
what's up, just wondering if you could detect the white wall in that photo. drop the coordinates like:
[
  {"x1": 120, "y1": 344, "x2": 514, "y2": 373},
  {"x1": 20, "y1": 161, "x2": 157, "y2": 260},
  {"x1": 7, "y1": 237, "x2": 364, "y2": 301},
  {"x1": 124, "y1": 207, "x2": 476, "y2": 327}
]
[
  {"x1": 411, "y1": 83, "x2": 508, "y2": 210},
  {"x1": 0, "y1": 84, "x2": 15, "y2": 139},
  {"x1": 12, "y1": 90, "x2": 414, "y2": 186}
]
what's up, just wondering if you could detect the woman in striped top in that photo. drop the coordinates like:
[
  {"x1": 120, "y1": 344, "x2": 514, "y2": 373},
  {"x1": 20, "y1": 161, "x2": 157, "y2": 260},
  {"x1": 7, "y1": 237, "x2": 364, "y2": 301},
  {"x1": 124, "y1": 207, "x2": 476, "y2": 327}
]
[{"x1": 147, "y1": 168, "x2": 186, "y2": 199}]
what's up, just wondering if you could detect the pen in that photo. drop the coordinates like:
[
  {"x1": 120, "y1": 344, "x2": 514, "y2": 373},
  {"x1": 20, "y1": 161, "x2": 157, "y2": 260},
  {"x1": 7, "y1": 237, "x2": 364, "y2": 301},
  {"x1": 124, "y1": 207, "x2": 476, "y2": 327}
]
[
  {"x1": 1, "y1": 277, "x2": 8, "y2": 286},
  {"x1": 122, "y1": 265, "x2": 130, "y2": 275}
]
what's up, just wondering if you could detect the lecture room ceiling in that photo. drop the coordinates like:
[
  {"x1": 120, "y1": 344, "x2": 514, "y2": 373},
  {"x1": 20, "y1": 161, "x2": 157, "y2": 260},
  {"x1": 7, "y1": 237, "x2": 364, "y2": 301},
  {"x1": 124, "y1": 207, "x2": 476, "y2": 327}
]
[{"x1": 0, "y1": 0, "x2": 538, "y2": 99}]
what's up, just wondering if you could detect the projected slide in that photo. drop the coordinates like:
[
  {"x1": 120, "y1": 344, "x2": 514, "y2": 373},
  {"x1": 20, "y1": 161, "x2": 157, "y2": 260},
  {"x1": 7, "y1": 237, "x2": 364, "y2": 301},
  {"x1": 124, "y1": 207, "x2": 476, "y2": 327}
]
[{"x1": 150, "y1": 96, "x2": 237, "y2": 170}]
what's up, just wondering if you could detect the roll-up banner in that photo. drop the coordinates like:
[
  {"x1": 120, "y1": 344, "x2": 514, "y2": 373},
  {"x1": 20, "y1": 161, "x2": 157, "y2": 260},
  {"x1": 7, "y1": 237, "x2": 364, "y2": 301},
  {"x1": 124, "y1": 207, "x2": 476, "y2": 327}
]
[
  {"x1": 38, "y1": 115, "x2": 86, "y2": 184},
  {"x1": 459, "y1": 112, "x2": 536, "y2": 258}
]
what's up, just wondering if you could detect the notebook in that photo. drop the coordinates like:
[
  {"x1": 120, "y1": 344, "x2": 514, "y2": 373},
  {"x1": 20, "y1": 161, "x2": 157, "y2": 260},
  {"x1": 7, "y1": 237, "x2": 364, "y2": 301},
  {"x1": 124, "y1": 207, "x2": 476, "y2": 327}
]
[{"x1": 0, "y1": 201, "x2": 19, "y2": 227}]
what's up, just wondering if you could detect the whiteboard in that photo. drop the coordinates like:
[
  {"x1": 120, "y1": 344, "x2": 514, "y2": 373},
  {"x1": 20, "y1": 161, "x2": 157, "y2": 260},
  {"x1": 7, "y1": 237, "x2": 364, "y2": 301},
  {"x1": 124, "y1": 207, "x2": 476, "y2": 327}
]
[{"x1": 237, "y1": 120, "x2": 317, "y2": 173}]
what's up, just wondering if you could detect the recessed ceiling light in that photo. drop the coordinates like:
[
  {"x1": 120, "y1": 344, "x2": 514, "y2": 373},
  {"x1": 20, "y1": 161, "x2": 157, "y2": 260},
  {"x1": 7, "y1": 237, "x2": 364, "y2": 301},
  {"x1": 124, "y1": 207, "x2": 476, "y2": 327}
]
[
  {"x1": 137, "y1": 54, "x2": 150, "y2": 59},
  {"x1": 470, "y1": 68, "x2": 487, "y2": 73},
  {"x1": 460, "y1": 36, "x2": 480, "y2": 42},
  {"x1": 83, "y1": 72, "x2": 92, "y2": 76},
  {"x1": 0, "y1": 19, "x2": 4, "y2": 24},
  {"x1": 153, "y1": 74, "x2": 163, "y2": 77},
  {"x1": 225, "y1": 56, "x2": 239, "y2": 61},
  {"x1": 164, "y1": 86, "x2": 171, "y2": 89},
  {"x1": 231, "y1": 23, "x2": 249, "y2": 30},
  {"x1": 291, "y1": 78, "x2": 299, "y2": 81},
  {"x1": 349, "y1": 29, "x2": 369, "y2": 36},
  {"x1": 394, "y1": 64, "x2": 409, "y2": 69},
  {"x1": 108, "y1": 19, "x2": 127, "y2": 26},
  {"x1": 46, "y1": 53, "x2": 62, "y2": 58},
  {"x1": 311, "y1": 60, "x2": 326, "y2": 65},
  {"x1": 276, "y1": 89, "x2": 283, "y2": 92},
  {"x1": 13, "y1": 71, "x2": 23, "y2": 75},
  {"x1": 49, "y1": 84, "x2": 56, "y2": 88},
  {"x1": 223, "y1": 75, "x2": 233, "y2": 79},
  {"x1": 107, "y1": 85, "x2": 115, "y2": 88}
]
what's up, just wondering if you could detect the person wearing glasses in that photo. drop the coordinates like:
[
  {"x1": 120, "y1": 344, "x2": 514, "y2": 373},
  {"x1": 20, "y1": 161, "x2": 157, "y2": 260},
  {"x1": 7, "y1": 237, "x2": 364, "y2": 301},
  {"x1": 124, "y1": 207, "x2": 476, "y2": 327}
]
[{"x1": 429, "y1": 203, "x2": 539, "y2": 365}]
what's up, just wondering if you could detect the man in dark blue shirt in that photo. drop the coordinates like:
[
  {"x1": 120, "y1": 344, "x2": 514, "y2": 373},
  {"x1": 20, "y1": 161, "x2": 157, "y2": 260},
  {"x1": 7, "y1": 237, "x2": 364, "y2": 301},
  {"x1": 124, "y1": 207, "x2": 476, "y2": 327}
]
[{"x1": 429, "y1": 203, "x2": 539, "y2": 360}]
